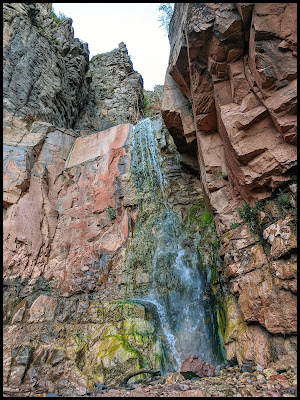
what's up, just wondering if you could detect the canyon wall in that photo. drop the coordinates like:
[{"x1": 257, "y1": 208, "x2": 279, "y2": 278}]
[
  {"x1": 161, "y1": 3, "x2": 297, "y2": 369},
  {"x1": 3, "y1": 2, "x2": 297, "y2": 396}
]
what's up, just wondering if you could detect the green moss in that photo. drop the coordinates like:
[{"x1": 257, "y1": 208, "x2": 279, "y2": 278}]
[
  {"x1": 65, "y1": 178, "x2": 75, "y2": 186},
  {"x1": 199, "y1": 209, "x2": 214, "y2": 228},
  {"x1": 222, "y1": 230, "x2": 232, "y2": 239},
  {"x1": 73, "y1": 332, "x2": 89, "y2": 351},
  {"x1": 222, "y1": 296, "x2": 246, "y2": 345},
  {"x1": 122, "y1": 318, "x2": 155, "y2": 336},
  {"x1": 186, "y1": 199, "x2": 214, "y2": 230},
  {"x1": 96, "y1": 331, "x2": 149, "y2": 369}
]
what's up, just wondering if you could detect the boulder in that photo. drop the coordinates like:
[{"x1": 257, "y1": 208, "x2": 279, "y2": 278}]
[{"x1": 180, "y1": 355, "x2": 216, "y2": 379}]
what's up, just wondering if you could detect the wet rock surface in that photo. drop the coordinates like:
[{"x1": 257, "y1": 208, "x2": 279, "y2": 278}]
[{"x1": 3, "y1": 117, "x2": 205, "y2": 395}]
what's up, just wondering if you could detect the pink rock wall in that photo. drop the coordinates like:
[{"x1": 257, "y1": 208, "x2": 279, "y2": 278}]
[{"x1": 4, "y1": 124, "x2": 134, "y2": 297}]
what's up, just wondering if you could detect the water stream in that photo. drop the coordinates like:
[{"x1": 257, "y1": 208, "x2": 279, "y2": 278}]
[{"x1": 130, "y1": 118, "x2": 224, "y2": 372}]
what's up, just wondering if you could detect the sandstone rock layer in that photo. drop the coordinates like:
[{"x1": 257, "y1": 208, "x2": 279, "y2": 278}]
[{"x1": 162, "y1": 2, "x2": 297, "y2": 368}]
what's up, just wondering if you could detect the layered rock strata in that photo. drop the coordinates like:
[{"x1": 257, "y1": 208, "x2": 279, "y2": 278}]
[
  {"x1": 3, "y1": 1, "x2": 297, "y2": 394},
  {"x1": 3, "y1": 20, "x2": 206, "y2": 389},
  {"x1": 3, "y1": 3, "x2": 90, "y2": 135},
  {"x1": 3, "y1": 3, "x2": 144, "y2": 142},
  {"x1": 161, "y1": 3, "x2": 297, "y2": 368}
]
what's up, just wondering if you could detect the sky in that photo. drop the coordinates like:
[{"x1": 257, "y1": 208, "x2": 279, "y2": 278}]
[{"x1": 52, "y1": 3, "x2": 172, "y2": 90}]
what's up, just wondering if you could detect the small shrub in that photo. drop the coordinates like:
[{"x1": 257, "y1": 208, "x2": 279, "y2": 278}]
[
  {"x1": 65, "y1": 179, "x2": 74, "y2": 186},
  {"x1": 157, "y1": 3, "x2": 174, "y2": 35},
  {"x1": 143, "y1": 91, "x2": 150, "y2": 109},
  {"x1": 278, "y1": 189, "x2": 290, "y2": 208},
  {"x1": 238, "y1": 200, "x2": 262, "y2": 230},
  {"x1": 187, "y1": 97, "x2": 194, "y2": 117},
  {"x1": 108, "y1": 206, "x2": 116, "y2": 220},
  {"x1": 50, "y1": 6, "x2": 68, "y2": 24},
  {"x1": 145, "y1": 110, "x2": 152, "y2": 118},
  {"x1": 217, "y1": 168, "x2": 228, "y2": 179},
  {"x1": 73, "y1": 333, "x2": 88, "y2": 350},
  {"x1": 231, "y1": 222, "x2": 239, "y2": 229}
]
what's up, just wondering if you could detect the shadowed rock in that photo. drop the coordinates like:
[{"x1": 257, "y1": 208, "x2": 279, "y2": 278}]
[{"x1": 180, "y1": 355, "x2": 216, "y2": 379}]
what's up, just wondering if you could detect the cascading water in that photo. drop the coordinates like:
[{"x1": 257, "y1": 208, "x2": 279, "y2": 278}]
[{"x1": 129, "y1": 118, "x2": 224, "y2": 372}]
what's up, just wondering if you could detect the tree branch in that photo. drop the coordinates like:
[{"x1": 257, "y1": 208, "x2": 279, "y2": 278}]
[{"x1": 120, "y1": 368, "x2": 161, "y2": 386}]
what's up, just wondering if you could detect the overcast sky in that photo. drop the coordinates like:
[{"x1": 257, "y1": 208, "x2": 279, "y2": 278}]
[{"x1": 52, "y1": 3, "x2": 171, "y2": 90}]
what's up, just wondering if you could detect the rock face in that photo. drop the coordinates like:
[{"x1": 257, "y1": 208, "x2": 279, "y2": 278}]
[
  {"x1": 3, "y1": 115, "x2": 210, "y2": 394},
  {"x1": 3, "y1": 5, "x2": 209, "y2": 389},
  {"x1": 161, "y1": 3, "x2": 297, "y2": 368},
  {"x1": 3, "y1": 3, "x2": 151, "y2": 395},
  {"x1": 3, "y1": 3, "x2": 90, "y2": 135},
  {"x1": 75, "y1": 42, "x2": 144, "y2": 133},
  {"x1": 2, "y1": 120, "x2": 159, "y2": 394}
]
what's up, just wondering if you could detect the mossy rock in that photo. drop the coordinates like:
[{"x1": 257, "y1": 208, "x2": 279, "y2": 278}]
[
  {"x1": 223, "y1": 296, "x2": 245, "y2": 345},
  {"x1": 61, "y1": 302, "x2": 162, "y2": 386},
  {"x1": 121, "y1": 317, "x2": 155, "y2": 336}
]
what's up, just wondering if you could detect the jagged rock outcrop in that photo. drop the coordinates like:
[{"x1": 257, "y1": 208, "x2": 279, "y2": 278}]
[
  {"x1": 161, "y1": 3, "x2": 297, "y2": 369},
  {"x1": 163, "y1": 3, "x2": 297, "y2": 213},
  {"x1": 75, "y1": 42, "x2": 144, "y2": 133},
  {"x1": 3, "y1": 3, "x2": 144, "y2": 141},
  {"x1": 3, "y1": 3, "x2": 90, "y2": 136},
  {"x1": 143, "y1": 84, "x2": 164, "y2": 118}
]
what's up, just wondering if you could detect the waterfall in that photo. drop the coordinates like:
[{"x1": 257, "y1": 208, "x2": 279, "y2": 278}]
[{"x1": 129, "y1": 118, "x2": 224, "y2": 372}]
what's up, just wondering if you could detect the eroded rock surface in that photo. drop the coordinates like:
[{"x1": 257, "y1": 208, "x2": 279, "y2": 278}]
[
  {"x1": 3, "y1": 3, "x2": 90, "y2": 136},
  {"x1": 75, "y1": 42, "x2": 144, "y2": 133},
  {"x1": 3, "y1": 100, "x2": 206, "y2": 395},
  {"x1": 161, "y1": 2, "x2": 297, "y2": 369}
]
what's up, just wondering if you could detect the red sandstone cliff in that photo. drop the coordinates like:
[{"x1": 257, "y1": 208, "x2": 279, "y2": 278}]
[{"x1": 162, "y1": 3, "x2": 297, "y2": 368}]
